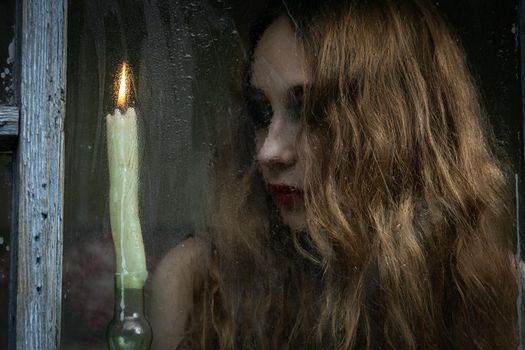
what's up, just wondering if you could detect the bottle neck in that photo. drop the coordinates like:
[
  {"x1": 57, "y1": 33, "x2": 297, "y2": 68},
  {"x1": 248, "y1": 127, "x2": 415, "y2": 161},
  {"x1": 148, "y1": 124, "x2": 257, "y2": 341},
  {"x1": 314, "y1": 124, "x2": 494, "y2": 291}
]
[{"x1": 113, "y1": 277, "x2": 145, "y2": 317}]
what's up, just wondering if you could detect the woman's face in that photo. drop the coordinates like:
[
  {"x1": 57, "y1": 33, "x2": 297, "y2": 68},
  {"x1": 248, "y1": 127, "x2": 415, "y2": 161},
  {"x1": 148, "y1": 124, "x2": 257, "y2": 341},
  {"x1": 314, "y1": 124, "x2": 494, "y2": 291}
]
[{"x1": 248, "y1": 17, "x2": 308, "y2": 231}]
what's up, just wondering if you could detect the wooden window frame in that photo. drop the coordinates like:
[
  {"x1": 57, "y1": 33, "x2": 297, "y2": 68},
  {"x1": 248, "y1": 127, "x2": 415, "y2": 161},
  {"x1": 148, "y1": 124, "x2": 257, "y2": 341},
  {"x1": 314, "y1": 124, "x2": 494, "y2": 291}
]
[{"x1": 0, "y1": 0, "x2": 67, "y2": 348}]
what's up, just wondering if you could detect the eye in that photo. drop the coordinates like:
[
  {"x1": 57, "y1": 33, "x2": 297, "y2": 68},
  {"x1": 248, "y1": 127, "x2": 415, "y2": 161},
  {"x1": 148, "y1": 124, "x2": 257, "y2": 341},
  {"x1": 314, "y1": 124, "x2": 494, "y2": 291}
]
[
  {"x1": 287, "y1": 95, "x2": 303, "y2": 121},
  {"x1": 287, "y1": 86, "x2": 304, "y2": 121},
  {"x1": 246, "y1": 94, "x2": 273, "y2": 129}
]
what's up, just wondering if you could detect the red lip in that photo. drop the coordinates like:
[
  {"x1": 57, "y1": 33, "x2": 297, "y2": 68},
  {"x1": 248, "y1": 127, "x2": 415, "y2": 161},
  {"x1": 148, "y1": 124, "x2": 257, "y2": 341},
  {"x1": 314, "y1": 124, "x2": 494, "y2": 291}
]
[{"x1": 267, "y1": 183, "x2": 304, "y2": 206}]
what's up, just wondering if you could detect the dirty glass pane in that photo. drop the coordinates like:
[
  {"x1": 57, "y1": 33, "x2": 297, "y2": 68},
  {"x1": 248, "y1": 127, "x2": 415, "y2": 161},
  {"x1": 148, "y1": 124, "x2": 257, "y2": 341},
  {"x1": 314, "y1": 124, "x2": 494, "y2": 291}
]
[
  {"x1": 63, "y1": 1, "x2": 246, "y2": 347},
  {"x1": 0, "y1": 0, "x2": 16, "y2": 105},
  {"x1": 63, "y1": 0, "x2": 524, "y2": 348},
  {"x1": 0, "y1": 155, "x2": 12, "y2": 349}
]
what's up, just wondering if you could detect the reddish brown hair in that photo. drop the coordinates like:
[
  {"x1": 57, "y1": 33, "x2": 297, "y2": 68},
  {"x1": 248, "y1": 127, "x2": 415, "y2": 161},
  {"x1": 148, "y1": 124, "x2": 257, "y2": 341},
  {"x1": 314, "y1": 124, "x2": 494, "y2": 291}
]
[{"x1": 188, "y1": 1, "x2": 520, "y2": 349}]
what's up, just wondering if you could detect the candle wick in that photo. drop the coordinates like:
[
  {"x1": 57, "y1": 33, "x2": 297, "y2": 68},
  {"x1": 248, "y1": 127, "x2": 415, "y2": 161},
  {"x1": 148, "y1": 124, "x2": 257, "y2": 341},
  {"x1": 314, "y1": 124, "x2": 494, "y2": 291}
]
[{"x1": 117, "y1": 62, "x2": 129, "y2": 109}]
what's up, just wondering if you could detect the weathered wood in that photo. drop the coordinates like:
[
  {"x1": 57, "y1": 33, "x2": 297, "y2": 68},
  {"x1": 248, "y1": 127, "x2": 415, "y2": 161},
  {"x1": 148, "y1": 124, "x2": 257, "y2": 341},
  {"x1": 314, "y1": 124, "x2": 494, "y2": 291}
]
[
  {"x1": 14, "y1": 0, "x2": 67, "y2": 348},
  {"x1": 0, "y1": 105, "x2": 19, "y2": 151}
]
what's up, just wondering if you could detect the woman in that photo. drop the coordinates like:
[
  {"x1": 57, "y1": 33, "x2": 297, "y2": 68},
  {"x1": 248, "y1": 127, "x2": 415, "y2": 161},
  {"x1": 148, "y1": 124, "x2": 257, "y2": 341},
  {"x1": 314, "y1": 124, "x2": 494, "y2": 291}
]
[{"x1": 152, "y1": 0, "x2": 520, "y2": 348}]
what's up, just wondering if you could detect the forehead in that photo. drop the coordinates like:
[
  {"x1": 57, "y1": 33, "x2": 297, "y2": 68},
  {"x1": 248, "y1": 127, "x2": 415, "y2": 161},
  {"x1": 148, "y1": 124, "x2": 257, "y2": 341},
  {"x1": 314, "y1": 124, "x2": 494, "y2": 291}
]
[{"x1": 250, "y1": 16, "x2": 309, "y2": 92}]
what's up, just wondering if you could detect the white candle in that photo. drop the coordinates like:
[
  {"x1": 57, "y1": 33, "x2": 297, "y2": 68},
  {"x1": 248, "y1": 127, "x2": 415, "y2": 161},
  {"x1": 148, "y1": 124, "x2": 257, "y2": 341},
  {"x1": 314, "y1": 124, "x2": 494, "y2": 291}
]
[{"x1": 106, "y1": 63, "x2": 147, "y2": 289}]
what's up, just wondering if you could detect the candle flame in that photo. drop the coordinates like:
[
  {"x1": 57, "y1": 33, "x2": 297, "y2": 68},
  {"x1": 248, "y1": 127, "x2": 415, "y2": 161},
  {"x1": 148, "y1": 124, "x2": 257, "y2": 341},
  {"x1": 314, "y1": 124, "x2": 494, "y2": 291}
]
[{"x1": 117, "y1": 62, "x2": 128, "y2": 109}]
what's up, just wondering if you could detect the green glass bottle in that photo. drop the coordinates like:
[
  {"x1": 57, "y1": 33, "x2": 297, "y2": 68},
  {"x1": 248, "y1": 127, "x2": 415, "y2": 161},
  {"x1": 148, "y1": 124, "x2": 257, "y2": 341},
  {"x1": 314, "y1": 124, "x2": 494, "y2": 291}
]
[{"x1": 106, "y1": 274, "x2": 152, "y2": 349}]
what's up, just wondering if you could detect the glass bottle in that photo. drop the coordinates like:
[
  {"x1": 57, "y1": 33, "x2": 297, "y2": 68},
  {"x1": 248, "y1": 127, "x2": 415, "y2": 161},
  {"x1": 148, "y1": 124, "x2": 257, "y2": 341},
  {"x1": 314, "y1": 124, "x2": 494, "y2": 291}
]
[{"x1": 106, "y1": 274, "x2": 152, "y2": 349}]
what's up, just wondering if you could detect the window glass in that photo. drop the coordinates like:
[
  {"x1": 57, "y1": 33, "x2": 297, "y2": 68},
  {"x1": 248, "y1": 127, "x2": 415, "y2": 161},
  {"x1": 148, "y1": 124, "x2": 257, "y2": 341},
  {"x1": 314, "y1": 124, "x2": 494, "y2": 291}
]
[
  {"x1": 0, "y1": 0, "x2": 15, "y2": 105},
  {"x1": 63, "y1": 0, "x2": 524, "y2": 348},
  {"x1": 0, "y1": 155, "x2": 12, "y2": 349},
  {"x1": 63, "y1": 0, "x2": 245, "y2": 347}
]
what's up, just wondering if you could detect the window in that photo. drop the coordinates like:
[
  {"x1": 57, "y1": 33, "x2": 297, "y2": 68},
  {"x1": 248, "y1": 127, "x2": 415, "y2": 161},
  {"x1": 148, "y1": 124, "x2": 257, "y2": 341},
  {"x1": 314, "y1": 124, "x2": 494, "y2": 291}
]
[{"x1": 3, "y1": 0, "x2": 525, "y2": 348}]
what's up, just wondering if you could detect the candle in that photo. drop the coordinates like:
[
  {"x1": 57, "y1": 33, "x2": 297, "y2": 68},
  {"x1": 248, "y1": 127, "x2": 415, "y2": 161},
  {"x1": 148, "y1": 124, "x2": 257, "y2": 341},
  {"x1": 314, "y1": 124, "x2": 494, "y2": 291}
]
[{"x1": 106, "y1": 62, "x2": 147, "y2": 289}]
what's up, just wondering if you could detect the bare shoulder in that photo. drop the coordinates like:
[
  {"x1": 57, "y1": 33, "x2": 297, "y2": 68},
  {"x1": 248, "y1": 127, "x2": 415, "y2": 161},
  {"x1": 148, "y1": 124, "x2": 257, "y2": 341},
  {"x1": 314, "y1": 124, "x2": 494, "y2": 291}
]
[
  {"x1": 154, "y1": 237, "x2": 207, "y2": 283},
  {"x1": 151, "y1": 237, "x2": 208, "y2": 350}
]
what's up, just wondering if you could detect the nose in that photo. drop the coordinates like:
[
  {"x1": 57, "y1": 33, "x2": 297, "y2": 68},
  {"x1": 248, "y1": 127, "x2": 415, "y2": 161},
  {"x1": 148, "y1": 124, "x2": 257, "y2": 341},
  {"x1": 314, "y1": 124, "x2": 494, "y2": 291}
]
[{"x1": 256, "y1": 115, "x2": 298, "y2": 169}]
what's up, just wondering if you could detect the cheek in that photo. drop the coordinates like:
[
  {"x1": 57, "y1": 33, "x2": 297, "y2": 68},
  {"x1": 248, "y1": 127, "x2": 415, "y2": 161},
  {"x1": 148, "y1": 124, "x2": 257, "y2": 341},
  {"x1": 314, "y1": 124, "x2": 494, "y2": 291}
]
[
  {"x1": 254, "y1": 130, "x2": 266, "y2": 160},
  {"x1": 295, "y1": 137, "x2": 307, "y2": 180}
]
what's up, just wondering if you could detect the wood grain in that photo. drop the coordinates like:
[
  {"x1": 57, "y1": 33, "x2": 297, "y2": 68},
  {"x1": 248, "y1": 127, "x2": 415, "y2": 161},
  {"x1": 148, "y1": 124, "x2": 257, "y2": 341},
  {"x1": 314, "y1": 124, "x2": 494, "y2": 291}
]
[{"x1": 14, "y1": 0, "x2": 67, "y2": 348}]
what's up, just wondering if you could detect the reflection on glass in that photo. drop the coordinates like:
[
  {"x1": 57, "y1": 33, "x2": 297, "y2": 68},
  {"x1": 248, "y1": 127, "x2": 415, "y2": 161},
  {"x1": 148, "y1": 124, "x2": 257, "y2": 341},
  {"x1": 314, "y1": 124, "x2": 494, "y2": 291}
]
[{"x1": 64, "y1": 0, "x2": 524, "y2": 349}]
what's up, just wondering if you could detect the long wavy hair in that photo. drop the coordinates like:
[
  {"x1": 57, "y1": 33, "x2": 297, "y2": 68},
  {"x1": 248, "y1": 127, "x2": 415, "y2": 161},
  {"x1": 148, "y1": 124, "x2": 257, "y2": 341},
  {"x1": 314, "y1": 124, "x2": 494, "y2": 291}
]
[{"x1": 182, "y1": 0, "x2": 519, "y2": 349}]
